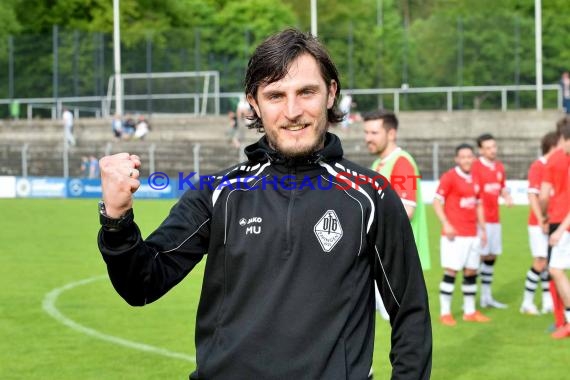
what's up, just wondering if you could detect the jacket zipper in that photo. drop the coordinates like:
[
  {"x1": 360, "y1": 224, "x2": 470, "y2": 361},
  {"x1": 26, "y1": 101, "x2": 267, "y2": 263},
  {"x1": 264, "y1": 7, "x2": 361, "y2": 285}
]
[{"x1": 285, "y1": 167, "x2": 297, "y2": 258}]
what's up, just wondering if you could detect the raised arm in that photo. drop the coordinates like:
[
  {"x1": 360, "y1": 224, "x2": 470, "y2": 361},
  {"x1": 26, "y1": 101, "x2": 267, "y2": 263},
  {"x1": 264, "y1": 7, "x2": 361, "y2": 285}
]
[{"x1": 97, "y1": 153, "x2": 211, "y2": 306}]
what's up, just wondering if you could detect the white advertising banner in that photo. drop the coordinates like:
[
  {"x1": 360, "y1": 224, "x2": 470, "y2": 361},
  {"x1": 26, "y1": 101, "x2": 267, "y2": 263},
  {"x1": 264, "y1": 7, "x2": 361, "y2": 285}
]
[{"x1": 0, "y1": 176, "x2": 16, "y2": 198}]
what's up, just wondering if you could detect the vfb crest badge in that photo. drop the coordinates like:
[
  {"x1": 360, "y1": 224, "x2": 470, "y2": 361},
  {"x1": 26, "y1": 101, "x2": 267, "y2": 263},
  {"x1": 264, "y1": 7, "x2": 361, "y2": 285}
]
[{"x1": 314, "y1": 210, "x2": 343, "y2": 253}]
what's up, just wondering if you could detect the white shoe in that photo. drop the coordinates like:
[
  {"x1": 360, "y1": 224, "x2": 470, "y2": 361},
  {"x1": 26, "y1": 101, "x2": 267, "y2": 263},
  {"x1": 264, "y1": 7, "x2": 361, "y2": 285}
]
[
  {"x1": 520, "y1": 304, "x2": 540, "y2": 315},
  {"x1": 481, "y1": 297, "x2": 508, "y2": 309},
  {"x1": 541, "y1": 304, "x2": 554, "y2": 314}
]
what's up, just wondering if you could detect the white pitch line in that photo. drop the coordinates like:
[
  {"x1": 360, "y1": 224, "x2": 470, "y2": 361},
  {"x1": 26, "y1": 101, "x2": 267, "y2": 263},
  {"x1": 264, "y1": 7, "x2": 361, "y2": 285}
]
[{"x1": 42, "y1": 275, "x2": 195, "y2": 363}]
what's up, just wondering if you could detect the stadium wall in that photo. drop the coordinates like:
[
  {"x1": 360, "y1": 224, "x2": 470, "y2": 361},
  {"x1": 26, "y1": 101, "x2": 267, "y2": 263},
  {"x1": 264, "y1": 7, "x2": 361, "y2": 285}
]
[
  {"x1": 0, "y1": 176, "x2": 531, "y2": 206},
  {"x1": 0, "y1": 110, "x2": 564, "y2": 180}
]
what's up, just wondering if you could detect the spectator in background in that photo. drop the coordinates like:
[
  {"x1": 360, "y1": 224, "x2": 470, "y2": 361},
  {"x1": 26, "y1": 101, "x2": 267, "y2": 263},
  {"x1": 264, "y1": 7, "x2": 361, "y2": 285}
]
[
  {"x1": 62, "y1": 107, "x2": 76, "y2": 147},
  {"x1": 112, "y1": 114, "x2": 123, "y2": 139},
  {"x1": 88, "y1": 155, "x2": 100, "y2": 179},
  {"x1": 122, "y1": 115, "x2": 136, "y2": 139},
  {"x1": 134, "y1": 115, "x2": 150, "y2": 140},
  {"x1": 236, "y1": 95, "x2": 253, "y2": 129},
  {"x1": 561, "y1": 71, "x2": 570, "y2": 114},
  {"x1": 80, "y1": 156, "x2": 90, "y2": 177},
  {"x1": 339, "y1": 93, "x2": 353, "y2": 128},
  {"x1": 227, "y1": 110, "x2": 240, "y2": 148}
]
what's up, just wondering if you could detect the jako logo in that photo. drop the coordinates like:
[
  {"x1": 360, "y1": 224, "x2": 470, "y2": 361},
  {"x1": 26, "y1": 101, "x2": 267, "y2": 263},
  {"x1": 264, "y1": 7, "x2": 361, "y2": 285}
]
[{"x1": 240, "y1": 216, "x2": 262, "y2": 235}]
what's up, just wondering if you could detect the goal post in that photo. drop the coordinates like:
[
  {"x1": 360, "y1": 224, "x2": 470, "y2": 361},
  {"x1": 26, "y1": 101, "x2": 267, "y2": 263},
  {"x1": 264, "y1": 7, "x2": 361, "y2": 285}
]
[{"x1": 104, "y1": 71, "x2": 220, "y2": 117}]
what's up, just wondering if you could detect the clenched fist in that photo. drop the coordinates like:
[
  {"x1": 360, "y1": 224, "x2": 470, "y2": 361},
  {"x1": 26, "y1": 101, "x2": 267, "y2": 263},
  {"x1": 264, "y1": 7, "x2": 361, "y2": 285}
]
[{"x1": 99, "y1": 153, "x2": 141, "y2": 218}]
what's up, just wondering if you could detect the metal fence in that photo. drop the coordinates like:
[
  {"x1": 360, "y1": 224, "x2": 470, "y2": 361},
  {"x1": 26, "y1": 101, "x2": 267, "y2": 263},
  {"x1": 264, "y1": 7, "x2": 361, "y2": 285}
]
[{"x1": 0, "y1": 83, "x2": 564, "y2": 122}]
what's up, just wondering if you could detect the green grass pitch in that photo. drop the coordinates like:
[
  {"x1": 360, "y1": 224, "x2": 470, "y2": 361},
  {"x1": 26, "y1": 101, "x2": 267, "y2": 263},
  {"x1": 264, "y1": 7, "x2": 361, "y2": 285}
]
[{"x1": 0, "y1": 199, "x2": 566, "y2": 379}]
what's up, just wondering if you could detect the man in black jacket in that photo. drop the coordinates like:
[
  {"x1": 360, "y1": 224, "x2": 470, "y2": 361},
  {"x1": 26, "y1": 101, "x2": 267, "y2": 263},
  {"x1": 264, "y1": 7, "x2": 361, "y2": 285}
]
[{"x1": 97, "y1": 28, "x2": 432, "y2": 379}]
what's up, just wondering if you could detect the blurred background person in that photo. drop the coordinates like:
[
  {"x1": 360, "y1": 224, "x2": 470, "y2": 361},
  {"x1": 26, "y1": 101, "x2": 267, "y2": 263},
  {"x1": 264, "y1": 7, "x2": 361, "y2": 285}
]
[
  {"x1": 339, "y1": 92, "x2": 353, "y2": 129},
  {"x1": 561, "y1": 71, "x2": 570, "y2": 114},
  {"x1": 520, "y1": 131, "x2": 558, "y2": 315},
  {"x1": 433, "y1": 143, "x2": 490, "y2": 326},
  {"x1": 122, "y1": 114, "x2": 136, "y2": 139},
  {"x1": 88, "y1": 155, "x2": 99, "y2": 179},
  {"x1": 472, "y1": 133, "x2": 513, "y2": 309},
  {"x1": 134, "y1": 115, "x2": 150, "y2": 140},
  {"x1": 80, "y1": 156, "x2": 89, "y2": 177},
  {"x1": 62, "y1": 107, "x2": 75, "y2": 147},
  {"x1": 540, "y1": 118, "x2": 570, "y2": 337},
  {"x1": 227, "y1": 110, "x2": 240, "y2": 148},
  {"x1": 112, "y1": 114, "x2": 123, "y2": 139},
  {"x1": 236, "y1": 95, "x2": 253, "y2": 129},
  {"x1": 364, "y1": 109, "x2": 430, "y2": 270},
  {"x1": 364, "y1": 109, "x2": 431, "y2": 323}
]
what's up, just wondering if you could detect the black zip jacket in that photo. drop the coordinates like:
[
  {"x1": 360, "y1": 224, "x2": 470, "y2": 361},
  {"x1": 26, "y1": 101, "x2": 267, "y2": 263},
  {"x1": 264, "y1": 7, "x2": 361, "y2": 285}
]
[{"x1": 98, "y1": 133, "x2": 432, "y2": 379}]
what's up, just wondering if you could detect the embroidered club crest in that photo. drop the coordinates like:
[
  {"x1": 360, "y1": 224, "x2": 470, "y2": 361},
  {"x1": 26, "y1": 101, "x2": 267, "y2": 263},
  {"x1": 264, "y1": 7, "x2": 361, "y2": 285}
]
[{"x1": 314, "y1": 210, "x2": 343, "y2": 253}]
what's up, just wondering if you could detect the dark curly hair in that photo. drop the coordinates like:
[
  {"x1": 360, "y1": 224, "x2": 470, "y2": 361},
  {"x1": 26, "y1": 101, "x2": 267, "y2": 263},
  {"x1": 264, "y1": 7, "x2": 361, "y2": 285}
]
[{"x1": 244, "y1": 28, "x2": 344, "y2": 132}]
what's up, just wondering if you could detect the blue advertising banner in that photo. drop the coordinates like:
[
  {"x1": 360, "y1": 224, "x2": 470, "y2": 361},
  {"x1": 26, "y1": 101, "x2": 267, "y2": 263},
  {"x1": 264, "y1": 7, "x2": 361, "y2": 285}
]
[
  {"x1": 10, "y1": 177, "x2": 178, "y2": 199},
  {"x1": 67, "y1": 178, "x2": 177, "y2": 199},
  {"x1": 4, "y1": 176, "x2": 531, "y2": 204},
  {"x1": 15, "y1": 177, "x2": 67, "y2": 198},
  {"x1": 133, "y1": 179, "x2": 177, "y2": 199},
  {"x1": 67, "y1": 178, "x2": 103, "y2": 198}
]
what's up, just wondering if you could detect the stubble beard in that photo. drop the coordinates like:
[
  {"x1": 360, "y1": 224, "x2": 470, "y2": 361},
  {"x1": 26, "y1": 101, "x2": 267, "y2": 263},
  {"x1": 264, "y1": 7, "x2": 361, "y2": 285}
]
[
  {"x1": 267, "y1": 112, "x2": 329, "y2": 159},
  {"x1": 269, "y1": 129, "x2": 327, "y2": 159}
]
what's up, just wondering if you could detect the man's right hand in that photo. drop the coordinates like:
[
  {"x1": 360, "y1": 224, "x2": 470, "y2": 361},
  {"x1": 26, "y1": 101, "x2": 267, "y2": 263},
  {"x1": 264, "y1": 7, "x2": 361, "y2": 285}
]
[
  {"x1": 99, "y1": 153, "x2": 141, "y2": 218},
  {"x1": 443, "y1": 221, "x2": 457, "y2": 241},
  {"x1": 550, "y1": 228, "x2": 564, "y2": 247}
]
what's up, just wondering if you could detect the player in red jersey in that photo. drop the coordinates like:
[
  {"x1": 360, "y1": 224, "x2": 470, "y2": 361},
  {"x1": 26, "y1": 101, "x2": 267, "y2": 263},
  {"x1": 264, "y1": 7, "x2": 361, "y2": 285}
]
[
  {"x1": 434, "y1": 144, "x2": 490, "y2": 326},
  {"x1": 472, "y1": 134, "x2": 513, "y2": 309},
  {"x1": 540, "y1": 118, "x2": 570, "y2": 339},
  {"x1": 520, "y1": 132, "x2": 559, "y2": 315}
]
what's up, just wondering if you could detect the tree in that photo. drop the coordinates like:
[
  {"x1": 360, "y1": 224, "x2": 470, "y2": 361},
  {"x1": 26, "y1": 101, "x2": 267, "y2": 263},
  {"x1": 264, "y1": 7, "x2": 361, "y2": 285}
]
[
  {"x1": 207, "y1": 0, "x2": 298, "y2": 91},
  {"x1": 3, "y1": 0, "x2": 570, "y2": 111}
]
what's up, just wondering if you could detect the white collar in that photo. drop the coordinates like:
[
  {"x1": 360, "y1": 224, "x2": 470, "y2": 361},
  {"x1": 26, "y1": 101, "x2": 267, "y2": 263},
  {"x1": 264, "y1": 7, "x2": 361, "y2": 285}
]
[
  {"x1": 380, "y1": 147, "x2": 402, "y2": 165},
  {"x1": 479, "y1": 156, "x2": 496, "y2": 169},
  {"x1": 455, "y1": 166, "x2": 472, "y2": 180}
]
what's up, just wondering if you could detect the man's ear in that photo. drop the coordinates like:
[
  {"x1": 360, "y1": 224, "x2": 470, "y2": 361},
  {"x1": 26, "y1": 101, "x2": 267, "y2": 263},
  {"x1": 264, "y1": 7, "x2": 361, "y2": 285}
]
[
  {"x1": 247, "y1": 94, "x2": 260, "y2": 116},
  {"x1": 388, "y1": 128, "x2": 397, "y2": 142},
  {"x1": 327, "y1": 80, "x2": 338, "y2": 109}
]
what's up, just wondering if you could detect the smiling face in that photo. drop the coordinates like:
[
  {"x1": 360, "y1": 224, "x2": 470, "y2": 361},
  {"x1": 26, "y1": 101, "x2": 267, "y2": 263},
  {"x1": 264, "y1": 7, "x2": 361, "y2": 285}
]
[
  {"x1": 247, "y1": 54, "x2": 337, "y2": 158},
  {"x1": 455, "y1": 147, "x2": 475, "y2": 173},
  {"x1": 364, "y1": 119, "x2": 396, "y2": 158}
]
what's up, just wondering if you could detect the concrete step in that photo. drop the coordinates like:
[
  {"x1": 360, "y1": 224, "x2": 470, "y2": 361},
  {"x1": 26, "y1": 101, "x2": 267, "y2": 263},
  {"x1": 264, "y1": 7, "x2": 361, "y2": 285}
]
[{"x1": 1, "y1": 108, "x2": 555, "y2": 179}]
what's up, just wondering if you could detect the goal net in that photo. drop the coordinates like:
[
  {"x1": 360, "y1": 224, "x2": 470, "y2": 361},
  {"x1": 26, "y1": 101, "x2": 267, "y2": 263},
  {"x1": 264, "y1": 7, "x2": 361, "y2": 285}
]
[{"x1": 104, "y1": 71, "x2": 220, "y2": 117}]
